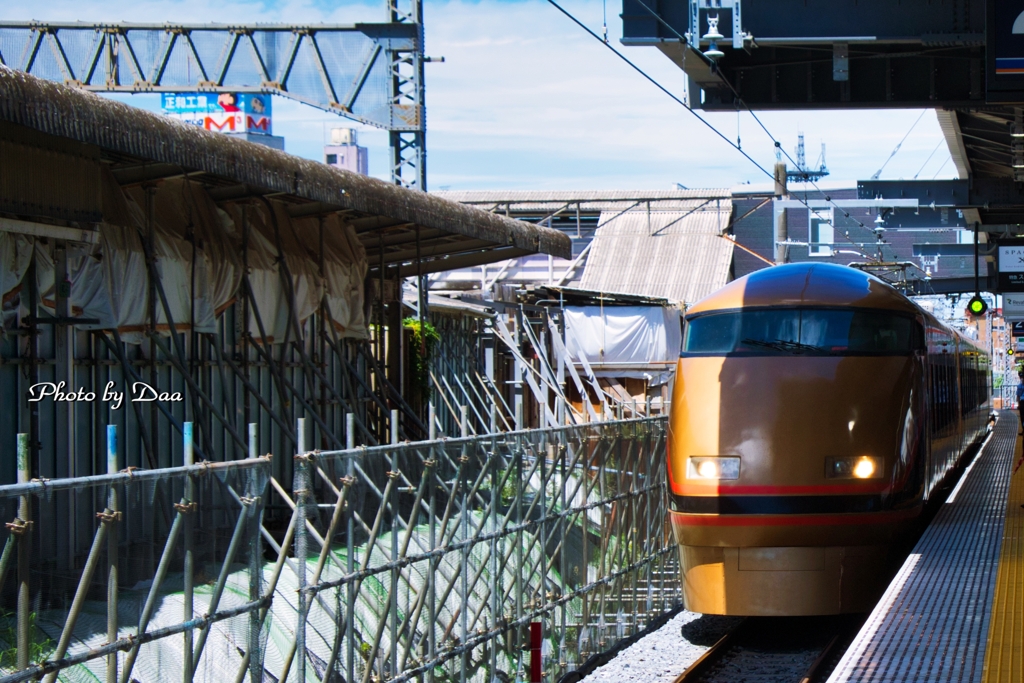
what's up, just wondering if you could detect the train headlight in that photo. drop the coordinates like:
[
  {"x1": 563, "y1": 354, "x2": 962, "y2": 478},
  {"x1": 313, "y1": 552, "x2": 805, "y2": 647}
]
[
  {"x1": 687, "y1": 456, "x2": 740, "y2": 480},
  {"x1": 826, "y1": 456, "x2": 883, "y2": 479},
  {"x1": 853, "y1": 458, "x2": 876, "y2": 478}
]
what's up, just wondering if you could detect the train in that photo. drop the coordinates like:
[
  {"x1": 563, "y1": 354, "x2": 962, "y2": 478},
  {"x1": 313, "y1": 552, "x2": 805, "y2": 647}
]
[{"x1": 668, "y1": 262, "x2": 992, "y2": 616}]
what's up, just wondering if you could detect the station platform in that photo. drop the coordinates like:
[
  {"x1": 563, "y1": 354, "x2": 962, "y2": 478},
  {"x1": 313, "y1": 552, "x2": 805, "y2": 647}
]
[{"x1": 827, "y1": 411, "x2": 1024, "y2": 683}]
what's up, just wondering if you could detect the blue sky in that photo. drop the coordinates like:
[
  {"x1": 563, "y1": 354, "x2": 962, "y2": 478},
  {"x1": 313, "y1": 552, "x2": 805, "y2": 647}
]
[{"x1": 2, "y1": 0, "x2": 955, "y2": 190}]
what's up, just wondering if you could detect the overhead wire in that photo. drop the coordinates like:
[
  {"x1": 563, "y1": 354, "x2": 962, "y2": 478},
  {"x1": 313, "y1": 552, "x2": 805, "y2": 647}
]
[
  {"x1": 548, "y1": 0, "x2": 892, "y2": 264},
  {"x1": 914, "y1": 138, "x2": 945, "y2": 179},
  {"x1": 624, "y1": 0, "x2": 888, "y2": 251},
  {"x1": 932, "y1": 155, "x2": 952, "y2": 180},
  {"x1": 545, "y1": 0, "x2": 831, "y2": 265},
  {"x1": 871, "y1": 109, "x2": 927, "y2": 179},
  {"x1": 622, "y1": 0, "x2": 880, "y2": 227},
  {"x1": 544, "y1": 0, "x2": 775, "y2": 180}
]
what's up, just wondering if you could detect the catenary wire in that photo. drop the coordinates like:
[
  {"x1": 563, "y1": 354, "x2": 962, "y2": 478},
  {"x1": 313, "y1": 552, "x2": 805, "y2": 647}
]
[
  {"x1": 601, "y1": 0, "x2": 887, "y2": 252},
  {"x1": 872, "y1": 109, "x2": 927, "y2": 179},
  {"x1": 625, "y1": 0, "x2": 890, "y2": 251},
  {"x1": 549, "y1": 0, "x2": 888, "y2": 262},
  {"x1": 544, "y1": 0, "x2": 775, "y2": 180},
  {"x1": 915, "y1": 138, "x2": 946, "y2": 179}
]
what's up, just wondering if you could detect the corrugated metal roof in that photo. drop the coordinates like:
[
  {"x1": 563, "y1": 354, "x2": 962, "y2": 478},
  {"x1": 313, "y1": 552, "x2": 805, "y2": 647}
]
[
  {"x1": 0, "y1": 66, "x2": 571, "y2": 266},
  {"x1": 432, "y1": 189, "x2": 731, "y2": 213},
  {"x1": 579, "y1": 203, "x2": 734, "y2": 304}
]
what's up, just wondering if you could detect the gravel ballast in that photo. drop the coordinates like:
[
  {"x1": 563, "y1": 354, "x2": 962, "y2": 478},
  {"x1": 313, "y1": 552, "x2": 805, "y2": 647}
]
[{"x1": 581, "y1": 611, "x2": 743, "y2": 682}]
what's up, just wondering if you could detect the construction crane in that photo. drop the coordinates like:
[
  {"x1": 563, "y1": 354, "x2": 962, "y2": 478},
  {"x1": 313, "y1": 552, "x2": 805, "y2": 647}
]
[{"x1": 786, "y1": 133, "x2": 830, "y2": 182}]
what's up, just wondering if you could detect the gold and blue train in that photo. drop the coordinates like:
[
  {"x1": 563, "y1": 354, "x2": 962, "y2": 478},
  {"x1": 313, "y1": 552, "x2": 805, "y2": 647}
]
[{"x1": 668, "y1": 262, "x2": 991, "y2": 615}]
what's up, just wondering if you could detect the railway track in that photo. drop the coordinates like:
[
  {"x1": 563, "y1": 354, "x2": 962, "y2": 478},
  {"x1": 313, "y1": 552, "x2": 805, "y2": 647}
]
[{"x1": 672, "y1": 615, "x2": 863, "y2": 683}]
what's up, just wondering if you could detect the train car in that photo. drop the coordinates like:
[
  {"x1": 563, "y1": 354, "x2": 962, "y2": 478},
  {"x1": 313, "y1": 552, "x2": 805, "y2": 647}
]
[{"x1": 668, "y1": 262, "x2": 991, "y2": 616}]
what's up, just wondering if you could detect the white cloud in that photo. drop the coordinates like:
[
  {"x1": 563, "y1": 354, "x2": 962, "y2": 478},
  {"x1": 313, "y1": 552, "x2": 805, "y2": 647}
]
[{"x1": 1, "y1": 0, "x2": 954, "y2": 190}]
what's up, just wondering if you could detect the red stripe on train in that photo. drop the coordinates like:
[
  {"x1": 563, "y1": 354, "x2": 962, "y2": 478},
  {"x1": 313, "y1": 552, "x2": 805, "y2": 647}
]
[
  {"x1": 668, "y1": 509, "x2": 919, "y2": 526},
  {"x1": 669, "y1": 483, "x2": 891, "y2": 495}
]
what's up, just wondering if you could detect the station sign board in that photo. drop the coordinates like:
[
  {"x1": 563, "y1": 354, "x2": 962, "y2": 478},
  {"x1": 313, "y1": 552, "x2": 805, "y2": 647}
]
[
  {"x1": 161, "y1": 92, "x2": 272, "y2": 135},
  {"x1": 1003, "y1": 293, "x2": 1024, "y2": 320},
  {"x1": 1012, "y1": 322, "x2": 1024, "y2": 337},
  {"x1": 987, "y1": 0, "x2": 1024, "y2": 101},
  {"x1": 996, "y1": 239, "x2": 1024, "y2": 292}
]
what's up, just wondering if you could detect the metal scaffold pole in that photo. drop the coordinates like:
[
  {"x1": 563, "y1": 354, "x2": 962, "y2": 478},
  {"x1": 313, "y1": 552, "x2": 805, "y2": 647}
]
[
  {"x1": 106, "y1": 425, "x2": 119, "y2": 683},
  {"x1": 16, "y1": 433, "x2": 32, "y2": 672}
]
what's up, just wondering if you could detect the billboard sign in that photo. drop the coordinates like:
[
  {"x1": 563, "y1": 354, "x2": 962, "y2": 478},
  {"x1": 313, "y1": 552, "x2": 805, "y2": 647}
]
[
  {"x1": 988, "y1": 0, "x2": 1024, "y2": 100},
  {"x1": 161, "y1": 93, "x2": 272, "y2": 135}
]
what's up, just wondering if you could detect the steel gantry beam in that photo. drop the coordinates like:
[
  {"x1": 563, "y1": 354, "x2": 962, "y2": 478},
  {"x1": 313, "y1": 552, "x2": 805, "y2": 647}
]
[
  {"x1": 621, "y1": 0, "x2": 986, "y2": 111},
  {"x1": 0, "y1": 1, "x2": 428, "y2": 189},
  {"x1": 387, "y1": 0, "x2": 427, "y2": 191}
]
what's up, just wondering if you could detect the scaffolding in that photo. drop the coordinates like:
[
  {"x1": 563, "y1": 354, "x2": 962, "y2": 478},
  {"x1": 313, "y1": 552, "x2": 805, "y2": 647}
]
[
  {"x1": 0, "y1": 64, "x2": 571, "y2": 493},
  {"x1": 0, "y1": 416, "x2": 680, "y2": 683}
]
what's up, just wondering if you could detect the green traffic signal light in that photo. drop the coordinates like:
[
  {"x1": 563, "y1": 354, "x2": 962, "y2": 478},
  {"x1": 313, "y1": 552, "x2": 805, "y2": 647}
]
[{"x1": 967, "y1": 295, "x2": 988, "y2": 317}]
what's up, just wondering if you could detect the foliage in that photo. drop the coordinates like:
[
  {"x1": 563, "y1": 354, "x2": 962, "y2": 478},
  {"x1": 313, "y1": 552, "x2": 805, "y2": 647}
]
[
  {"x1": 0, "y1": 610, "x2": 52, "y2": 668},
  {"x1": 499, "y1": 469, "x2": 517, "y2": 505},
  {"x1": 403, "y1": 317, "x2": 441, "y2": 402}
]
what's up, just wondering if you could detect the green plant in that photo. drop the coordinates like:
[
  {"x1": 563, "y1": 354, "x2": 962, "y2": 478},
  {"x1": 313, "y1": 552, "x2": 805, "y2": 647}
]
[
  {"x1": 403, "y1": 317, "x2": 441, "y2": 402},
  {"x1": 499, "y1": 470, "x2": 517, "y2": 505},
  {"x1": 0, "y1": 609, "x2": 53, "y2": 668}
]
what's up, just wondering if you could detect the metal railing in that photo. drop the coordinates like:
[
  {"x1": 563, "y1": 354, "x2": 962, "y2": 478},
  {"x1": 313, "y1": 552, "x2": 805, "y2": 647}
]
[
  {"x1": 292, "y1": 416, "x2": 677, "y2": 683},
  {"x1": 0, "y1": 416, "x2": 678, "y2": 683},
  {"x1": 0, "y1": 430, "x2": 272, "y2": 683},
  {"x1": 1000, "y1": 369, "x2": 1020, "y2": 409}
]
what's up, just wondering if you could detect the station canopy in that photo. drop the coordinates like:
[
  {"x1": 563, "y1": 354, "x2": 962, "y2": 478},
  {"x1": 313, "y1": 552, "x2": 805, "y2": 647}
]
[
  {"x1": 0, "y1": 67, "x2": 570, "y2": 277},
  {"x1": 0, "y1": 66, "x2": 570, "y2": 340}
]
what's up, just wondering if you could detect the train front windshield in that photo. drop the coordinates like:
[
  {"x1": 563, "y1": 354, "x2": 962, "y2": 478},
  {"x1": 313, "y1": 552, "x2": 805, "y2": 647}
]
[{"x1": 683, "y1": 308, "x2": 922, "y2": 356}]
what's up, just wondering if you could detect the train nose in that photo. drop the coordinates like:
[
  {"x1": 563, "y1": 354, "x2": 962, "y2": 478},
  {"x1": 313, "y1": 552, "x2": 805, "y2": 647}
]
[{"x1": 670, "y1": 356, "x2": 913, "y2": 490}]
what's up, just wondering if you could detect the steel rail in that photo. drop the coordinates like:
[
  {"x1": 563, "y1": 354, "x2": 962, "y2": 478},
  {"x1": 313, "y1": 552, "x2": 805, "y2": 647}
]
[
  {"x1": 672, "y1": 620, "x2": 748, "y2": 683},
  {"x1": 799, "y1": 632, "x2": 844, "y2": 683}
]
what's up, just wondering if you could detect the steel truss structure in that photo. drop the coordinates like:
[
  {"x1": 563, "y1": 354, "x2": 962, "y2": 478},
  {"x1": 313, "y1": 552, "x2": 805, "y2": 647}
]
[
  {"x1": 0, "y1": 417, "x2": 679, "y2": 683},
  {"x1": 0, "y1": 0, "x2": 427, "y2": 189}
]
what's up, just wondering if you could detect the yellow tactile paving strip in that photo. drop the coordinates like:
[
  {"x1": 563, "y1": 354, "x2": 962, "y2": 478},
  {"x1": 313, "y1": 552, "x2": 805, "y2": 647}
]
[{"x1": 982, "y1": 420, "x2": 1024, "y2": 683}]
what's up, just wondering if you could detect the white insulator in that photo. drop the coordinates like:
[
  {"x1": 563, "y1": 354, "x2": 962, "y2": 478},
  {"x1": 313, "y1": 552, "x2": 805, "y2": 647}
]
[
  {"x1": 704, "y1": 45, "x2": 725, "y2": 61},
  {"x1": 702, "y1": 15, "x2": 726, "y2": 62},
  {"x1": 702, "y1": 15, "x2": 725, "y2": 43}
]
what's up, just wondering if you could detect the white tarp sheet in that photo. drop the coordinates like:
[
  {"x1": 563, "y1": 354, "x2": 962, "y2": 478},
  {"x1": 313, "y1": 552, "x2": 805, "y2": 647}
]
[
  {"x1": 293, "y1": 212, "x2": 368, "y2": 339},
  {"x1": 34, "y1": 238, "x2": 117, "y2": 330},
  {"x1": 114, "y1": 185, "x2": 220, "y2": 342},
  {"x1": 222, "y1": 201, "x2": 322, "y2": 344},
  {"x1": 221, "y1": 201, "x2": 369, "y2": 343},
  {"x1": 564, "y1": 305, "x2": 681, "y2": 382},
  {"x1": 0, "y1": 231, "x2": 32, "y2": 315},
  {"x1": 8, "y1": 175, "x2": 368, "y2": 344}
]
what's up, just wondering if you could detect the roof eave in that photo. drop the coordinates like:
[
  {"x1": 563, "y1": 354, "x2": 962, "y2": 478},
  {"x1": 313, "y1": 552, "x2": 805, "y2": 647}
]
[{"x1": 0, "y1": 66, "x2": 571, "y2": 260}]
